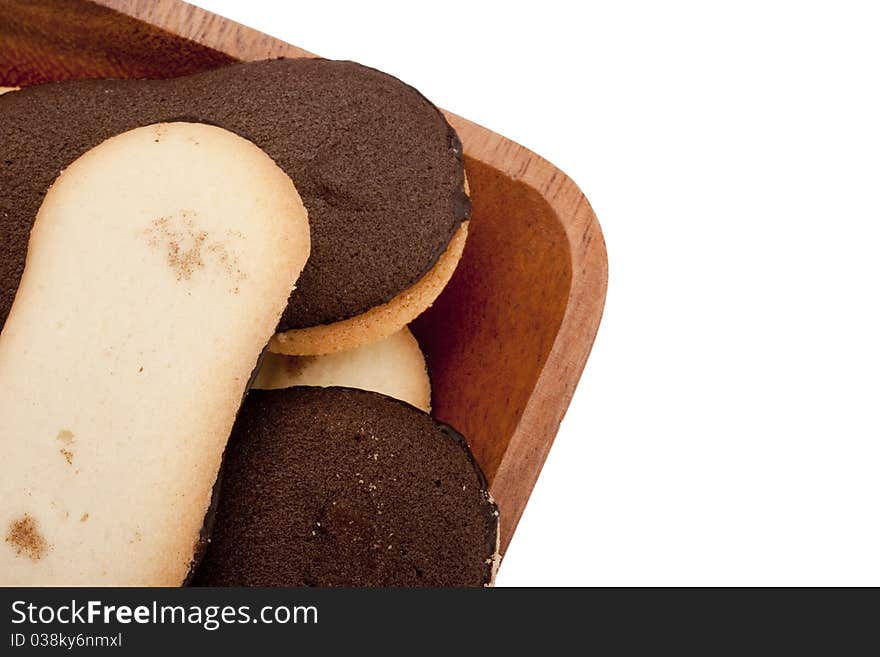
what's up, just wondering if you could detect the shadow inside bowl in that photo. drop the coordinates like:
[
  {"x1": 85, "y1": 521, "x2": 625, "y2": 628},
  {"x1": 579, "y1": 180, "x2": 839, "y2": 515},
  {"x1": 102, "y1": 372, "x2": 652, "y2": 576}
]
[{"x1": 412, "y1": 156, "x2": 572, "y2": 482}]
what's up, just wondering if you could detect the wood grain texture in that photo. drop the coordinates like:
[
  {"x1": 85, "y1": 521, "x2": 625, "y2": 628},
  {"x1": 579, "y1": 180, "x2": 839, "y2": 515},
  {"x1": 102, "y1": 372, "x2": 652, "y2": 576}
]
[
  {"x1": 0, "y1": 0, "x2": 235, "y2": 84},
  {"x1": 1, "y1": 0, "x2": 608, "y2": 556}
]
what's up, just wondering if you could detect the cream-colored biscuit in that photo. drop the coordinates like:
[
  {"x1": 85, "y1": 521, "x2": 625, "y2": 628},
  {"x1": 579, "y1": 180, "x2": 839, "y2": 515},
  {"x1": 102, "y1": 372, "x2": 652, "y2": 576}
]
[
  {"x1": 271, "y1": 221, "x2": 468, "y2": 356},
  {"x1": 0, "y1": 122, "x2": 310, "y2": 586},
  {"x1": 0, "y1": 87, "x2": 19, "y2": 95},
  {"x1": 255, "y1": 327, "x2": 431, "y2": 412}
]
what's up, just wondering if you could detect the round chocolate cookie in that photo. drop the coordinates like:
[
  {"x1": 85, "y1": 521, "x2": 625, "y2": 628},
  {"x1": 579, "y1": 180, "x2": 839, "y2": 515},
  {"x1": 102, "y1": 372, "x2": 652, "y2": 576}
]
[
  {"x1": 192, "y1": 387, "x2": 498, "y2": 587},
  {"x1": 270, "y1": 221, "x2": 468, "y2": 356},
  {"x1": 0, "y1": 58, "x2": 469, "y2": 333}
]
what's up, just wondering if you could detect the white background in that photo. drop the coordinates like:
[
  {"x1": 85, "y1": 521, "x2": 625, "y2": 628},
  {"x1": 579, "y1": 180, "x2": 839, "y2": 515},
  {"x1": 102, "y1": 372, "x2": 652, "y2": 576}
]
[{"x1": 192, "y1": 0, "x2": 880, "y2": 586}]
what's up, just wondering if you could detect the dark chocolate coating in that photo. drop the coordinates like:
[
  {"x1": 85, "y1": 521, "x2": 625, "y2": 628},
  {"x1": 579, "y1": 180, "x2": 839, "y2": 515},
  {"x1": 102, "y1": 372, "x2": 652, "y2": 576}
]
[
  {"x1": 192, "y1": 387, "x2": 498, "y2": 587},
  {"x1": 0, "y1": 58, "x2": 469, "y2": 330}
]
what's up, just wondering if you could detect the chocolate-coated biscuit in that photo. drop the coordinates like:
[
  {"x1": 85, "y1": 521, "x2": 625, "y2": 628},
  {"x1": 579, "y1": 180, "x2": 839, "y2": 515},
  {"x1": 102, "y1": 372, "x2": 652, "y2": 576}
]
[
  {"x1": 270, "y1": 221, "x2": 468, "y2": 355},
  {"x1": 193, "y1": 387, "x2": 499, "y2": 587},
  {"x1": 0, "y1": 58, "x2": 469, "y2": 334}
]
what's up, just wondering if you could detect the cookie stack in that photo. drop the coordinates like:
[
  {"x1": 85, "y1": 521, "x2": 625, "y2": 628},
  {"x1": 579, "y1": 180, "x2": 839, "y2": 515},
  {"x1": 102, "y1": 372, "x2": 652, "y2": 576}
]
[{"x1": 0, "y1": 60, "x2": 498, "y2": 587}]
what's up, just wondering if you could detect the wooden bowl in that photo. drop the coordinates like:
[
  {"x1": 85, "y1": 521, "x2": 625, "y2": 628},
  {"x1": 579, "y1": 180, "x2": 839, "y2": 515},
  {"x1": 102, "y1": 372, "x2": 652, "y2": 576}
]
[{"x1": 0, "y1": 0, "x2": 608, "y2": 555}]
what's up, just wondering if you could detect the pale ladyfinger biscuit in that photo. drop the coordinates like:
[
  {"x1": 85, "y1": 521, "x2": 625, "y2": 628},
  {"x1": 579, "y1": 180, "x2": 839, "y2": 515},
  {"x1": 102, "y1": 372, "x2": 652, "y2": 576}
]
[
  {"x1": 0, "y1": 122, "x2": 310, "y2": 586},
  {"x1": 255, "y1": 326, "x2": 431, "y2": 412}
]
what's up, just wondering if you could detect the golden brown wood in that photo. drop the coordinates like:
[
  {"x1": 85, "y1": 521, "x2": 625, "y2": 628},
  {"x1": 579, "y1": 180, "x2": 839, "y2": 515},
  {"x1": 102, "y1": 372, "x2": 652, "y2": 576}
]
[{"x1": 0, "y1": 0, "x2": 608, "y2": 555}]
